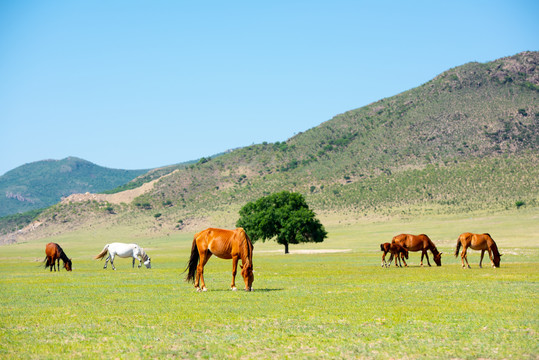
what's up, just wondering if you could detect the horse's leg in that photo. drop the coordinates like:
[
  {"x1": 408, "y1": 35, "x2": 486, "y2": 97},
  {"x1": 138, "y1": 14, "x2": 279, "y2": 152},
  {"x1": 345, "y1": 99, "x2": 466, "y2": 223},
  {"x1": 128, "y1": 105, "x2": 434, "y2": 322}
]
[
  {"x1": 196, "y1": 251, "x2": 212, "y2": 292},
  {"x1": 401, "y1": 254, "x2": 408, "y2": 267},
  {"x1": 57, "y1": 258, "x2": 61, "y2": 271},
  {"x1": 104, "y1": 255, "x2": 109, "y2": 269},
  {"x1": 396, "y1": 253, "x2": 402, "y2": 267},
  {"x1": 231, "y1": 256, "x2": 239, "y2": 290},
  {"x1": 487, "y1": 247, "x2": 495, "y2": 267},
  {"x1": 110, "y1": 254, "x2": 116, "y2": 270},
  {"x1": 479, "y1": 250, "x2": 485, "y2": 268},
  {"x1": 462, "y1": 247, "x2": 471, "y2": 268},
  {"x1": 387, "y1": 253, "x2": 394, "y2": 267},
  {"x1": 382, "y1": 251, "x2": 388, "y2": 267},
  {"x1": 132, "y1": 256, "x2": 135, "y2": 268}
]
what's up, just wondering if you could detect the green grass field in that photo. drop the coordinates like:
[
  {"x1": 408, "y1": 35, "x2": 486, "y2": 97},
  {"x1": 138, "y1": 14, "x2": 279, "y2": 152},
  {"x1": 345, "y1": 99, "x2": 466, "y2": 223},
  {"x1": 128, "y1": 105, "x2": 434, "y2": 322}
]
[{"x1": 1, "y1": 209, "x2": 538, "y2": 359}]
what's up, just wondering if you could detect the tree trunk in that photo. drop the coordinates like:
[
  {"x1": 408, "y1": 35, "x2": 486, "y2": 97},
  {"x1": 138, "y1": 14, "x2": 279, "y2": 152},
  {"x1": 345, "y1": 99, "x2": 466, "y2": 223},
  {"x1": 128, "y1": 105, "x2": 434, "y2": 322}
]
[{"x1": 284, "y1": 242, "x2": 289, "y2": 254}]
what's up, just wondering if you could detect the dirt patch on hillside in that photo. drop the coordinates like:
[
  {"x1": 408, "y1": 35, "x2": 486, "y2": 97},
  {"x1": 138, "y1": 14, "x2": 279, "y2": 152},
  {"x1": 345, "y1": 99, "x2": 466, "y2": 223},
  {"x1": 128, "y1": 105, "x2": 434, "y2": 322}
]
[{"x1": 62, "y1": 170, "x2": 178, "y2": 205}]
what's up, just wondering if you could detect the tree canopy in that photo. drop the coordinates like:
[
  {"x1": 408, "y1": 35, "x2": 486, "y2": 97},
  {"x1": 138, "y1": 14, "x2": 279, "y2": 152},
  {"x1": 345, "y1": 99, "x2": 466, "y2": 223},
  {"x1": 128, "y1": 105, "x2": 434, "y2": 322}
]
[{"x1": 236, "y1": 191, "x2": 327, "y2": 253}]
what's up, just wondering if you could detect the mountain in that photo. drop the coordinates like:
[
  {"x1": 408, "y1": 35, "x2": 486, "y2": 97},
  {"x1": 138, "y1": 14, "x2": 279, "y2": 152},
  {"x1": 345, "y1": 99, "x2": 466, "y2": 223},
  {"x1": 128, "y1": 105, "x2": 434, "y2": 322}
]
[
  {"x1": 130, "y1": 51, "x2": 538, "y2": 217},
  {"x1": 0, "y1": 157, "x2": 147, "y2": 217},
  {"x1": 4, "y1": 51, "x2": 539, "y2": 241}
]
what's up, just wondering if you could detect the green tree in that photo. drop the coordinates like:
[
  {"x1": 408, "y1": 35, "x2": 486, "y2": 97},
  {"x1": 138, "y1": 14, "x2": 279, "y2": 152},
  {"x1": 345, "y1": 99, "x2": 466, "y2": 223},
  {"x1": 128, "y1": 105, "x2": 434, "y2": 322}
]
[{"x1": 236, "y1": 191, "x2": 327, "y2": 253}]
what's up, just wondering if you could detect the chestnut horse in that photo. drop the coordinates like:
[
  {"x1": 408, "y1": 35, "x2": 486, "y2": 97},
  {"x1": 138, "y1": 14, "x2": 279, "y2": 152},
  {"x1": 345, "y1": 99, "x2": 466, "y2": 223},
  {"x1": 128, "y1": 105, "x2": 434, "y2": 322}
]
[
  {"x1": 392, "y1": 234, "x2": 442, "y2": 266},
  {"x1": 44, "y1": 243, "x2": 72, "y2": 271},
  {"x1": 185, "y1": 228, "x2": 254, "y2": 292},
  {"x1": 380, "y1": 242, "x2": 409, "y2": 267},
  {"x1": 455, "y1": 232, "x2": 501, "y2": 268}
]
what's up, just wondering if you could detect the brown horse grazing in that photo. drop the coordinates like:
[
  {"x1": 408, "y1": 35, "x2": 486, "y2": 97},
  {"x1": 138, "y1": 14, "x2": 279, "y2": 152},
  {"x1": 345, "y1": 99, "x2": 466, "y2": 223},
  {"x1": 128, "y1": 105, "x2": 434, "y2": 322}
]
[
  {"x1": 455, "y1": 232, "x2": 501, "y2": 268},
  {"x1": 185, "y1": 228, "x2": 254, "y2": 292},
  {"x1": 44, "y1": 243, "x2": 72, "y2": 271},
  {"x1": 387, "y1": 243, "x2": 409, "y2": 268},
  {"x1": 380, "y1": 243, "x2": 409, "y2": 267},
  {"x1": 392, "y1": 234, "x2": 442, "y2": 266}
]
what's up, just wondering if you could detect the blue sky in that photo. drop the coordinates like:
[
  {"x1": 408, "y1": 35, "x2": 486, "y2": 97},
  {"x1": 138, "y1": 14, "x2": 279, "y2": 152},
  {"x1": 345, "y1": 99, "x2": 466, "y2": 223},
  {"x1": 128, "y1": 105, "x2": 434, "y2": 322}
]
[{"x1": 1, "y1": 0, "x2": 537, "y2": 176}]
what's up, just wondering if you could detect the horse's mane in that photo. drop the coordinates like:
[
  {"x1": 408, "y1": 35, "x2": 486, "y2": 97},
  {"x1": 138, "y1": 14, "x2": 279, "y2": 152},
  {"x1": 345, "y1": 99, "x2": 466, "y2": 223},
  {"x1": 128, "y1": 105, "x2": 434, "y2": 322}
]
[
  {"x1": 56, "y1": 244, "x2": 70, "y2": 262},
  {"x1": 237, "y1": 228, "x2": 253, "y2": 265},
  {"x1": 490, "y1": 239, "x2": 501, "y2": 257},
  {"x1": 422, "y1": 234, "x2": 441, "y2": 255},
  {"x1": 140, "y1": 248, "x2": 149, "y2": 261}
]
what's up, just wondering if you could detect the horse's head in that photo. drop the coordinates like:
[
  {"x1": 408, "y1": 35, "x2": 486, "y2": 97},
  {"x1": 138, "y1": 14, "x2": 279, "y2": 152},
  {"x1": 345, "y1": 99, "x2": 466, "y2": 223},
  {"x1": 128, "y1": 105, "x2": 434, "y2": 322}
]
[
  {"x1": 240, "y1": 262, "x2": 254, "y2": 291},
  {"x1": 64, "y1": 258, "x2": 72, "y2": 271},
  {"x1": 144, "y1": 257, "x2": 151, "y2": 269},
  {"x1": 434, "y1": 252, "x2": 442, "y2": 266},
  {"x1": 491, "y1": 241, "x2": 501, "y2": 268},
  {"x1": 493, "y1": 255, "x2": 501, "y2": 268},
  {"x1": 493, "y1": 252, "x2": 502, "y2": 268}
]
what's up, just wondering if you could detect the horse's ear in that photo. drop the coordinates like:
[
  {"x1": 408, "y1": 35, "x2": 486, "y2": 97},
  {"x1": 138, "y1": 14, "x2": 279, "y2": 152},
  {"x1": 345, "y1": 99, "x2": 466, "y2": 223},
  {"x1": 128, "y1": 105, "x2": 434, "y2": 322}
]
[
  {"x1": 500, "y1": 254, "x2": 503, "y2": 257},
  {"x1": 240, "y1": 264, "x2": 243, "y2": 269}
]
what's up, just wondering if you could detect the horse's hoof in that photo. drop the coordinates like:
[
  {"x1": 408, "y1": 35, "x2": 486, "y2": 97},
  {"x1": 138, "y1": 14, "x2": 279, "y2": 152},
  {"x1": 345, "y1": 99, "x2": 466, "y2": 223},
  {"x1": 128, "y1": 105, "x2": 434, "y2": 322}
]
[
  {"x1": 202, "y1": 287, "x2": 207, "y2": 292},
  {"x1": 231, "y1": 287, "x2": 237, "y2": 291},
  {"x1": 196, "y1": 288, "x2": 201, "y2": 292}
]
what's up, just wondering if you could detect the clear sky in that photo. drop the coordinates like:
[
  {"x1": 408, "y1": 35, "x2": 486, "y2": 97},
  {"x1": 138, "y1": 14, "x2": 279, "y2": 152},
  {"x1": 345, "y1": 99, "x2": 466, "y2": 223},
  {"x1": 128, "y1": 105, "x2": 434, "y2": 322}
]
[{"x1": 1, "y1": 0, "x2": 537, "y2": 175}]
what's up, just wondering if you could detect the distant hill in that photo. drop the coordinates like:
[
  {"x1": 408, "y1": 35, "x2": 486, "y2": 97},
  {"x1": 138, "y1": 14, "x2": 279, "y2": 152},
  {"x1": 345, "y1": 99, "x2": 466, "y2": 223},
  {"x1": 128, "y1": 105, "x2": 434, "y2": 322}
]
[
  {"x1": 0, "y1": 157, "x2": 147, "y2": 217},
  {"x1": 3, "y1": 51, "x2": 538, "y2": 241},
  {"x1": 129, "y1": 51, "x2": 538, "y2": 218}
]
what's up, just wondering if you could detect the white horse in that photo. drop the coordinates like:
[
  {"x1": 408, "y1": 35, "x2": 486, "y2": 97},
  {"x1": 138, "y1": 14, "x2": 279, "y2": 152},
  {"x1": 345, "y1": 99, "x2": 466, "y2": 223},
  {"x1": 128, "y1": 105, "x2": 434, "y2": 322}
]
[{"x1": 94, "y1": 243, "x2": 151, "y2": 270}]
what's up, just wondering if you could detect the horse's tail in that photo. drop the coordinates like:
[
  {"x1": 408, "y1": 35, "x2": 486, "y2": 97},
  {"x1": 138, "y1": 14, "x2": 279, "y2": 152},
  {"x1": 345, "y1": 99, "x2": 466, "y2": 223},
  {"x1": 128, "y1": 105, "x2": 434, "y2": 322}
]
[
  {"x1": 185, "y1": 237, "x2": 199, "y2": 283},
  {"x1": 94, "y1": 244, "x2": 109, "y2": 260},
  {"x1": 455, "y1": 236, "x2": 462, "y2": 257},
  {"x1": 43, "y1": 256, "x2": 49, "y2": 268}
]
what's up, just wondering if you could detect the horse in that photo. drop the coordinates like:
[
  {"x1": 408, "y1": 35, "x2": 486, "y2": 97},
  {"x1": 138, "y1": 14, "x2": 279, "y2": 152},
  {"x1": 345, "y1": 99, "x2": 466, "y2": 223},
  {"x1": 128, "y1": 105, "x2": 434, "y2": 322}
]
[
  {"x1": 380, "y1": 242, "x2": 408, "y2": 267},
  {"x1": 386, "y1": 243, "x2": 409, "y2": 268},
  {"x1": 185, "y1": 227, "x2": 254, "y2": 292},
  {"x1": 44, "y1": 242, "x2": 72, "y2": 271},
  {"x1": 455, "y1": 232, "x2": 501, "y2": 268},
  {"x1": 392, "y1": 233, "x2": 442, "y2": 266},
  {"x1": 94, "y1": 243, "x2": 151, "y2": 270}
]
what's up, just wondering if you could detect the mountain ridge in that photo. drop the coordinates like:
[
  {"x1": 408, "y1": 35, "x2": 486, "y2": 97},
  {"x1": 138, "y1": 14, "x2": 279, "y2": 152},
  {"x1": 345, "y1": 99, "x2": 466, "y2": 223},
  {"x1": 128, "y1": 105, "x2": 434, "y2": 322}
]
[
  {"x1": 2, "y1": 51, "x2": 538, "y2": 242},
  {"x1": 0, "y1": 157, "x2": 148, "y2": 217}
]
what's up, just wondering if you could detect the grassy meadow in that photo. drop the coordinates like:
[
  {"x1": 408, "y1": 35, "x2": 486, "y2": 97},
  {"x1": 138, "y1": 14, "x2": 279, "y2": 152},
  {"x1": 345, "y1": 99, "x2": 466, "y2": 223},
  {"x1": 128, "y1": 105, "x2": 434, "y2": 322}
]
[{"x1": 0, "y1": 208, "x2": 538, "y2": 359}]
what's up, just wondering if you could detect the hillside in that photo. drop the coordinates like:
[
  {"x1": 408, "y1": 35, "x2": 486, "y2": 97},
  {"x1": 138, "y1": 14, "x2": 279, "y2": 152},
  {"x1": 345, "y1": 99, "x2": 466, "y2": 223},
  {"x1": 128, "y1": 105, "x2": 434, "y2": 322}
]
[
  {"x1": 0, "y1": 157, "x2": 147, "y2": 217},
  {"x1": 4, "y1": 51, "x2": 539, "y2": 241}
]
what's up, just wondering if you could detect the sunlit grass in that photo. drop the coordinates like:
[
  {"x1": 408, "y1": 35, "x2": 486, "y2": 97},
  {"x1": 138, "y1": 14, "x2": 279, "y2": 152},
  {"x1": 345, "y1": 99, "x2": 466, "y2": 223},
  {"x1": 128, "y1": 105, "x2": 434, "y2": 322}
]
[{"x1": 1, "y1": 211, "x2": 538, "y2": 359}]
